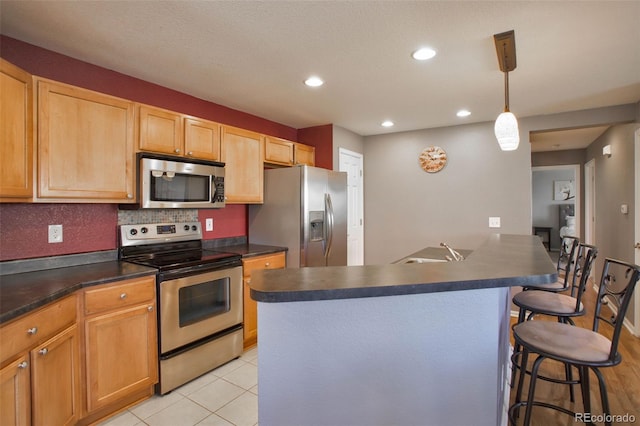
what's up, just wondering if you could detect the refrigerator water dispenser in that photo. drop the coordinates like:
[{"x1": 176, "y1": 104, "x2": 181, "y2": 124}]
[{"x1": 309, "y1": 211, "x2": 325, "y2": 242}]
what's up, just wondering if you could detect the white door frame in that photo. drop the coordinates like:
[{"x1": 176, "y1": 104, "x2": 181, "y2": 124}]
[
  {"x1": 584, "y1": 159, "x2": 596, "y2": 246},
  {"x1": 339, "y1": 148, "x2": 364, "y2": 265},
  {"x1": 634, "y1": 128, "x2": 640, "y2": 336}
]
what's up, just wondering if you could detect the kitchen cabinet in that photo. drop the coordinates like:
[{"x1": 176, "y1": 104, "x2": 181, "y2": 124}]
[
  {"x1": 221, "y1": 125, "x2": 264, "y2": 204},
  {"x1": 264, "y1": 136, "x2": 294, "y2": 166},
  {"x1": 138, "y1": 105, "x2": 221, "y2": 161},
  {"x1": 81, "y1": 276, "x2": 157, "y2": 420},
  {"x1": 0, "y1": 59, "x2": 33, "y2": 201},
  {"x1": 294, "y1": 143, "x2": 315, "y2": 166},
  {"x1": 37, "y1": 78, "x2": 136, "y2": 202},
  {"x1": 241, "y1": 252, "x2": 286, "y2": 348},
  {"x1": 0, "y1": 295, "x2": 80, "y2": 426}
]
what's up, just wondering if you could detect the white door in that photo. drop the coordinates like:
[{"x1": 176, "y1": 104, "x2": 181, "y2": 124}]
[
  {"x1": 584, "y1": 159, "x2": 596, "y2": 245},
  {"x1": 634, "y1": 128, "x2": 640, "y2": 336},
  {"x1": 339, "y1": 148, "x2": 364, "y2": 265}
]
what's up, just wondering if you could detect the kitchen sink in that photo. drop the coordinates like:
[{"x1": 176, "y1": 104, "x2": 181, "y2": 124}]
[{"x1": 399, "y1": 257, "x2": 448, "y2": 264}]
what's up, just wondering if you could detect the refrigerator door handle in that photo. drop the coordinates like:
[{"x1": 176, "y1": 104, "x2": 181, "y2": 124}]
[{"x1": 325, "y1": 193, "x2": 334, "y2": 262}]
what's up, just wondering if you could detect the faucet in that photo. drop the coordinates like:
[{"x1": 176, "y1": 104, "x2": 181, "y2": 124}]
[{"x1": 440, "y1": 242, "x2": 464, "y2": 261}]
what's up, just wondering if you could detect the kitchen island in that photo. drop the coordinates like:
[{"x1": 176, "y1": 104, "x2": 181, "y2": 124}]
[{"x1": 249, "y1": 234, "x2": 556, "y2": 426}]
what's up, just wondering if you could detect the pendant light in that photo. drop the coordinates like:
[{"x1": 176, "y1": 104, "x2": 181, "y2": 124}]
[{"x1": 493, "y1": 30, "x2": 519, "y2": 151}]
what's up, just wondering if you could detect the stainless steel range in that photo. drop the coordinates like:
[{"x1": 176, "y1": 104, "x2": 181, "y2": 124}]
[{"x1": 119, "y1": 222, "x2": 243, "y2": 394}]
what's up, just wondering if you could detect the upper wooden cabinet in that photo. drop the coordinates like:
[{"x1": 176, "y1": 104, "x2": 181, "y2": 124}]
[
  {"x1": 0, "y1": 59, "x2": 33, "y2": 201},
  {"x1": 221, "y1": 125, "x2": 264, "y2": 204},
  {"x1": 184, "y1": 116, "x2": 221, "y2": 161},
  {"x1": 264, "y1": 136, "x2": 294, "y2": 166},
  {"x1": 37, "y1": 79, "x2": 136, "y2": 202},
  {"x1": 138, "y1": 104, "x2": 183, "y2": 156},
  {"x1": 294, "y1": 143, "x2": 315, "y2": 166},
  {"x1": 138, "y1": 105, "x2": 221, "y2": 161}
]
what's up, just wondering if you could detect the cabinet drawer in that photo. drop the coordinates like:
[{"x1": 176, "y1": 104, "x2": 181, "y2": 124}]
[
  {"x1": 242, "y1": 252, "x2": 286, "y2": 277},
  {"x1": 84, "y1": 276, "x2": 155, "y2": 316},
  {"x1": 0, "y1": 295, "x2": 76, "y2": 365}
]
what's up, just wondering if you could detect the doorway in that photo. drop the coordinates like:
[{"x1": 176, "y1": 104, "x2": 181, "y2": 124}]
[
  {"x1": 584, "y1": 159, "x2": 596, "y2": 245},
  {"x1": 339, "y1": 148, "x2": 364, "y2": 265},
  {"x1": 531, "y1": 165, "x2": 581, "y2": 252}
]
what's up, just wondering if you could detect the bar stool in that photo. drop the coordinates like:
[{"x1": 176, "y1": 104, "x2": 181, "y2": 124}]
[
  {"x1": 509, "y1": 257, "x2": 640, "y2": 426},
  {"x1": 522, "y1": 236, "x2": 580, "y2": 293},
  {"x1": 510, "y1": 243, "x2": 598, "y2": 400}
]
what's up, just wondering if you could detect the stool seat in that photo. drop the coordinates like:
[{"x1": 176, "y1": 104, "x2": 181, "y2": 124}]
[
  {"x1": 513, "y1": 320, "x2": 617, "y2": 365},
  {"x1": 521, "y1": 279, "x2": 567, "y2": 292},
  {"x1": 512, "y1": 290, "x2": 583, "y2": 317}
]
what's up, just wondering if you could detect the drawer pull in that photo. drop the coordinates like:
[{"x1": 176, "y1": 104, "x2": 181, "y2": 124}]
[
  {"x1": 27, "y1": 327, "x2": 38, "y2": 335},
  {"x1": 120, "y1": 293, "x2": 127, "y2": 300},
  {"x1": 147, "y1": 305, "x2": 153, "y2": 312},
  {"x1": 18, "y1": 361, "x2": 28, "y2": 369},
  {"x1": 39, "y1": 348, "x2": 48, "y2": 356},
  {"x1": 265, "y1": 262, "x2": 270, "y2": 267}
]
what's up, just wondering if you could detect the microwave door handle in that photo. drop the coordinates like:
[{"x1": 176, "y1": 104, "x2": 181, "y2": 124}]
[{"x1": 324, "y1": 193, "x2": 334, "y2": 263}]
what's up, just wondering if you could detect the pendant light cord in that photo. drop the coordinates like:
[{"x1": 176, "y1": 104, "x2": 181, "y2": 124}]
[{"x1": 503, "y1": 43, "x2": 510, "y2": 113}]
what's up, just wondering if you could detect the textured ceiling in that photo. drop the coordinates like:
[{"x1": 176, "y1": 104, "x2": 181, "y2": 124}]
[{"x1": 1, "y1": 1, "x2": 639, "y2": 150}]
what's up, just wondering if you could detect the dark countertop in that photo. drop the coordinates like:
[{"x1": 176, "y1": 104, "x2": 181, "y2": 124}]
[
  {"x1": 217, "y1": 243, "x2": 287, "y2": 258},
  {"x1": 0, "y1": 243, "x2": 287, "y2": 325},
  {"x1": 249, "y1": 234, "x2": 557, "y2": 303},
  {"x1": 0, "y1": 261, "x2": 157, "y2": 324}
]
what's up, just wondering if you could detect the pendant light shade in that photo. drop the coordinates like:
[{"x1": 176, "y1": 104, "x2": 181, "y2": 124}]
[
  {"x1": 494, "y1": 111, "x2": 519, "y2": 151},
  {"x1": 493, "y1": 30, "x2": 519, "y2": 151}
]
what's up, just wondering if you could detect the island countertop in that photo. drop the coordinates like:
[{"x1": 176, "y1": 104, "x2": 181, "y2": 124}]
[{"x1": 250, "y1": 234, "x2": 556, "y2": 303}]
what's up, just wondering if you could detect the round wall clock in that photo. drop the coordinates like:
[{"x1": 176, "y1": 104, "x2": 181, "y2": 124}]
[{"x1": 419, "y1": 146, "x2": 448, "y2": 173}]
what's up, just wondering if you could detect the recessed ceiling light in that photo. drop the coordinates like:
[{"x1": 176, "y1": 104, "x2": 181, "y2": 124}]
[
  {"x1": 412, "y1": 47, "x2": 437, "y2": 61},
  {"x1": 456, "y1": 110, "x2": 471, "y2": 117},
  {"x1": 381, "y1": 120, "x2": 394, "y2": 128},
  {"x1": 304, "y1": 76, "x2": 324, "y2": 87}
]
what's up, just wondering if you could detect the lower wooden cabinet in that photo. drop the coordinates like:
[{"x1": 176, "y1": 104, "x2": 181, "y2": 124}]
[
  {"x1": 0, "y1": 295, "x2": 80, "y2": 426},
  {"x1": 81, "y1": 276, "x2": 158, "y2": 422},
  {"x1": 242, "y1": 252, "x2": 286, "y2": 348}
]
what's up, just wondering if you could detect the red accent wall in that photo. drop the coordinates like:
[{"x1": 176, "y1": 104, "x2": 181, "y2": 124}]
[
  {"x1": 298, "y1": 124, "x2": 334, "y2": 169},
  {"x1": 0, "y1": 36, "x2": 302, "y2": 261},
  {"x1": 0, "y1": 204, "x2": 118, "y2": 260}
]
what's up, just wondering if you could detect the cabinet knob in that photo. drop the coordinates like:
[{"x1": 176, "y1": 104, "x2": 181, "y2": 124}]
[
  {"x1": 187, "y1": 151, "x2": 193, "y2": 156},
  {"x1": 265, "y1": 262, "x2": 270, "y2": 267},
  {"x1": 120, "y1": 293, "x2": 127, "y2": 299},
  {"x1": 18, "y1": 361, "x2": 28, "y2": 369},
  {"x1": 27, "y1": 327, "x2": 38, "y2": 335},
  {"x1": 127, "y1": 193, "x2": 133, "y2": 199},
  {"x1": 148, "y1": 305, "x2": 153, "y2": 312},
  {"x1": 39, "y1": 348, "x2": 48, "y2": 356},
  {"x1": 174, "y1": 149, "x2": 181, "y2": 154}
]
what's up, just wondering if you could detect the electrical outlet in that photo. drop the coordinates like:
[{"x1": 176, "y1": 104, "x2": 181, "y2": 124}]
[
  {"x1": 205, "y1": 218, "x2": 214, "y2": 231},
  {"x1": 48, "y1": 224, "x2": 63, "y2": 243},
  {"x1": 489, "y1": 217, "x2": 501, "y2": 228}
]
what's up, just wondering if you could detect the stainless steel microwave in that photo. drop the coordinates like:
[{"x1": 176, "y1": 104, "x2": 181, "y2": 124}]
[{"x1": 139, "y1": 154, "x2": 225, "y2": 209}]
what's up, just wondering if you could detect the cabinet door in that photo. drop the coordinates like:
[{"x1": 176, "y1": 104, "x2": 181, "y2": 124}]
[
  {"x1": 37, "y1": 79, "x2": 135, "y2": 202},
  {"x1": 294, "y1": 143, "x2": 315, "y2": 166},
  {"x1": 0, "y1": 59, "x2": 33, "y2": 200},
  {"x1": 0, "y1": 354, "x2": 31, "y2": 426},
  {"x1": 84, "y1": 303, "x2": 158, "y2": 412},
  {"x1": 264, "y1": 136, "x2": 294, "y2": 166},
  {"x1": 221, "y1": 125, "x2": 264, "y2": 204},
  {"x1": 31, "y1": 325, "x2": 81, "y2": 426},
  {"x1": 242, "y1": 252, "x2": 286, "y2": 348},
  {"x1": 184, "y1": 117, "x2": 221, "y2": 161},
  {"x1": 138, "y1": 104, "x2": 183, "y2": 156}
]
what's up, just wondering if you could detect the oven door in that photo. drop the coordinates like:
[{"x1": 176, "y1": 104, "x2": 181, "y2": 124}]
[{"x1": 159, "y1": 265, "x2": 242, "y2": 353}]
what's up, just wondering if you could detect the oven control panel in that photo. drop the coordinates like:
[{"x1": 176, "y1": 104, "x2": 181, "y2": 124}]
[{"x1": 120, "y1": 222, "x2": 202, "y2": 246}]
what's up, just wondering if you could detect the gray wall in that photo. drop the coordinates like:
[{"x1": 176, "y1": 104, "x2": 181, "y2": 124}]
[
  {"x1": 332, "y1": 125, "x2": 364, "y2": 170},
  {"x1": 363, "y1": 121, "x2": 532, "y2": 264}
]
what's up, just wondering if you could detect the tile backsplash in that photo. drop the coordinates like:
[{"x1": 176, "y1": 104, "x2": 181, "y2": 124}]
[{"x1": 117, "y1": 209, "x2": 199, "y2": 225}]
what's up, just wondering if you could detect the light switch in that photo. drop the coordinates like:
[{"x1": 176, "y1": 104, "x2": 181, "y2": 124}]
[
  {"x1": 205, "y1": 218, "x2": 214, "y2": 231},
  {"x1": 489, "y1": 217, "x2": 501, "y2": 228}
]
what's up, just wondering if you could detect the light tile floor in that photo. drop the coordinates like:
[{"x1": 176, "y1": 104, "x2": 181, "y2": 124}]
[{"x1": 99, "y1": 347, "x2": 259, "y2": 426}]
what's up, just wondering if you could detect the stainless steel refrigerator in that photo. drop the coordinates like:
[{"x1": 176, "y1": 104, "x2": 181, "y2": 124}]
[{"x1": 249, "y1": 165, "x2": 347, "y2": 267}]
